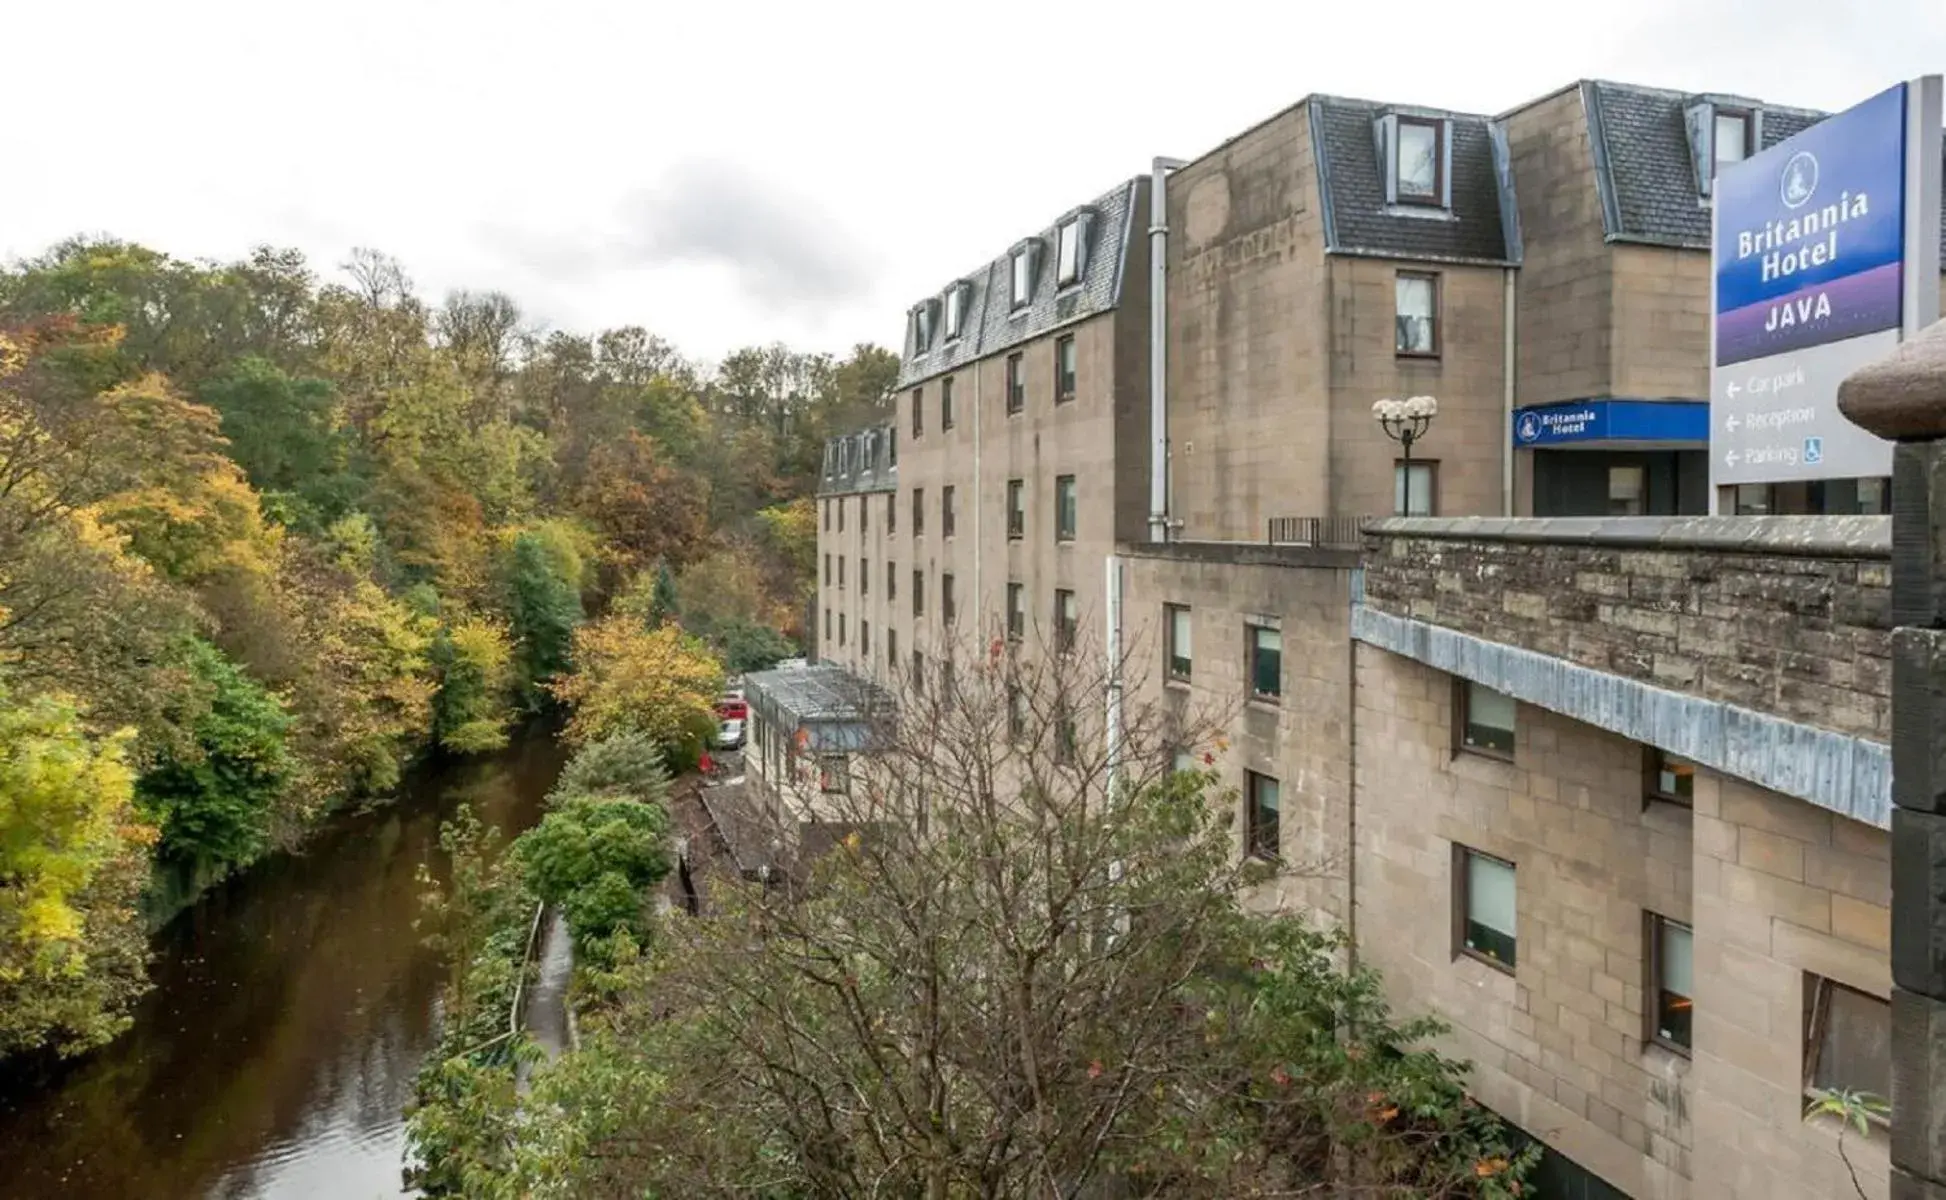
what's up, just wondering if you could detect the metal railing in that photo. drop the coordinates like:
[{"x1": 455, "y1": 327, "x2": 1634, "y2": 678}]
[{"x1": 1266, "y1": 515, "x2": 1368, "y2": 548}]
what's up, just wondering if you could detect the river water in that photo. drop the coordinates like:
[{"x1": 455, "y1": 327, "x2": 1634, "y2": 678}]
[{"x1": 0, "y1": 731, "x2": 568, "y2": 1200}]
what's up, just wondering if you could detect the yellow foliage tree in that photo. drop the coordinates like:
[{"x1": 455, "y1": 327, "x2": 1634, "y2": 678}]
[{"x1": 548, "y1": 615, "x2": 723, "y2": 750}]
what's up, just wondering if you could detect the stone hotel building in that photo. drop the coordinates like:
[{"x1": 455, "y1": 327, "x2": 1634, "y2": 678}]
[{"x1": 787, "y1": 77, "x2": 1946, "y2": 1200}]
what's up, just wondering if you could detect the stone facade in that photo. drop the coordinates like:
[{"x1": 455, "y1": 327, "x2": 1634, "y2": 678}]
[
  {"x1": 1121, "y1": 542, "x2": 1359, "y2": 921},
  {"x1": 1355, "y1": 644, "x2": 1891, "y2": 1200},
  {"x1": 1360, "y1": 517, "x2": 1893, "y2": 743}
]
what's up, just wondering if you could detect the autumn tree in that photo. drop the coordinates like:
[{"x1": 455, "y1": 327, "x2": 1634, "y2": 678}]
[
  {"x1": 568, "y1": 430, "x2": 709, "y2": 574},
  {"x1": 499, "y1": 633, "x2": 1535, "y2": 1198},
  {"x1": 546, "y1": 615, "x2": 722, "y2": 751}
]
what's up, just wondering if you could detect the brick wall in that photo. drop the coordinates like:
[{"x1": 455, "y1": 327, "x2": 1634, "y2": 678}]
[
  {"x1": 1354, "y1": 643, "x2": 1891, "y2": 1200},
  {"x1": 1361, "y1": 517, "x2": 1892, "y2": 742}
]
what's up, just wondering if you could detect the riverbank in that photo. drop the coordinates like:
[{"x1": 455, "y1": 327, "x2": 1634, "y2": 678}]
[{"x1": 0, "y1": 731, "x2": 569, "y2": 1200}]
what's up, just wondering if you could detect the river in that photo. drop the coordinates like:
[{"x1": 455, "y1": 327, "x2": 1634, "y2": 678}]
[{"x1": 0, "y1": 730, "x2": 569, "y2": 1200}]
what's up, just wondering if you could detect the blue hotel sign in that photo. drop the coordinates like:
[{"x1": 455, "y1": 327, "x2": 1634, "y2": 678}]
[
  {"x1": 1512, "y1": 399, "x2": 1708, "y2": 447},
  {"x1": 1710, "y1": 77, "x2": 1941, "y2": 490},
  {"x1": 1713, "y1": 85, "x2": 1907, "y2": 367}
]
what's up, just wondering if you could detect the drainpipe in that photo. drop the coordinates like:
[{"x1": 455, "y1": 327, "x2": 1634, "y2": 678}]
[
  {"x1": 1149, "y1": 156, "x2": 1187, "y2": 542},
  {"x1": 972, "y1": 356, "x2": 983, "y2": 634},
  {"x1": 1502, "y1": 267, "x2": 1517, "y2": 516},
  {"x1": 1104, "y1": 553, "x2": 1124, "y2": 805}
]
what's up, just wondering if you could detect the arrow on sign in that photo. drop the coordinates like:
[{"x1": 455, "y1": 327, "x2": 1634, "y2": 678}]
[
  {"x1": 1725, "y1": 415, "x2": 1740, "y2": 432},
  {"x1": 1727, "y1": 382, "x2": 1741, "y2": 398},
  {"x1": 1724, "y1": 450, "x2": 1740, "y2": 468}
]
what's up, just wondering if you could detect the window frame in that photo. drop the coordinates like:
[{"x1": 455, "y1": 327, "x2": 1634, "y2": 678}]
[
  {"x1": 1452, "y1": 845, "x2": 1517, "y2": 974},
  {"x1": 1054, "y1": 335, "x2": 1077, "y2": 403},
  {"x1": 911, "y1": 386, "x2": 923, "y2": 437},
  {"x1": 912, "y1": 568, "x2": 924, "y2": 617},
  {"x1": 887, "y1": 559, "x2": 897, "y2": 600},
  {"x1": 941, "y1": 375, "x2": 955, "y2": 431},
  {"x1": 1247, "y1": 622, "x2": 1282, "y2": 703},
  {"x1": 823, "y1": 552, "x2": 831, "y2": 588},
  {"x1": 1006, "y1": 352, "x2": 1025, "y2": 414},
  {"x1": 1007, "y1": 581, "x2": 1025, "y2": 642},
  {"x1": 944, "y1": 284, "x2": 965, "y2": 340},
  {"x1": 860, "y1": 619, "x2": 870, "y2": 656},
  {"x1": 1394, "y1": 459, "x2": 1438, "y2": 516},
  {"x1": 1054, "y1": 474, "x2": 1077, "y2": 542},
  {"x1": 1455, "y1": 679, "x2": 1516, "y2": 760},
  {"x1": 860, "y1": 493, "x2": 868, "y2": 532},
  {"x1": 1165, "y1": 603, "x2": 1192, "y2": 682},
  {"x1": 1010, "y1": 248, "x2": 1032, "y2": 309},
  {"x1": 1007, "y1": 478, "x2": 1025, "y2": 539},
  {"x1": 1803, "y1": 975, "x2": 1893, "y2": 1121},
  {"x1": 1713, "y1": 108, "x2": 1753, "y2": 171},
  {"x1": 912, "y1": 487, "x2": 924, "y2": 536},
  {"x1": 887, "y1": 491, "x2": 896, "y2": 533},
  {"x1": 1646, "y1": 913, "x2": 1693, "y2": 1057},
  {"x1": 1395, "y1": 116, "x2": 1444, "y2": 206},
  {"x1": 941, "y1": 571, "x2": 956, "y2": 628},
  {"x1": 837, "y1": 555, "x2": 845, "y2": 590},
  {"x1": 887, "y1": 627, "x2": 898, "y2": 673},
  {"x1": 942, "y1": 484, "x2": 956, "y2": 539},
  {"x1": 1394, "y1": 271, "x2": 1441, "y2": 357},
  {"x1": 1055, "y1": 588, "x2": 1077, "y2": 654},
  {"x1": 859, "y1": 556, "x2": 868, "y2": 597},
  {"x1": 1246, "y1": 770, "x2": 1281, "y2": 861},
  {"x1": 1645, "y1": 747, "x2": 1696, "y2": 809},
  {"x1": 1056, "y1": 220, "x2": 1082, "y2": 287}
]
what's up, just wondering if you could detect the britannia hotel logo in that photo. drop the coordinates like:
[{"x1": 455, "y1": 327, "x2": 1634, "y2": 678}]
[{"x1": 1781, "y1": 151, "x2": 1818, "y2": 209}]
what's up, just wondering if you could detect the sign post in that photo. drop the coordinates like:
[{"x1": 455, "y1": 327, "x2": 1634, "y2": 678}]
[{"x1": 1709, "y1": 78, "x2": 1942, "y2": 505}]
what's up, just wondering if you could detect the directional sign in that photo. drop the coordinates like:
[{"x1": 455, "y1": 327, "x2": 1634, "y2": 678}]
[{"x1": 1709, "y1": 76, "x2": 1942, "y2": 495}]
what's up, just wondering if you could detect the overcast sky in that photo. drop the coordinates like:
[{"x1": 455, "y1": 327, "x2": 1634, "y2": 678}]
[{"x1": 6, "y1": 0, "x2": 1942, "y2": 363}]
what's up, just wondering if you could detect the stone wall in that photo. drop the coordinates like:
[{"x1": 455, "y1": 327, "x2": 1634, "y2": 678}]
[{"x1": 1361, "y1": 516, "x2": 1892, "y2": 742}]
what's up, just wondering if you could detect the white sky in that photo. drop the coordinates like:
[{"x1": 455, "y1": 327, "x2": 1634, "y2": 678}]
[{"x1": 5, "y1": 0, "x2": 1942, "y2": 362}]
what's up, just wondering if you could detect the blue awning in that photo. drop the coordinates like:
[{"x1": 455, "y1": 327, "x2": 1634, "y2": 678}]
[{"x1": 1512, "y1": 399, "x2": 1708, "y2": 447}]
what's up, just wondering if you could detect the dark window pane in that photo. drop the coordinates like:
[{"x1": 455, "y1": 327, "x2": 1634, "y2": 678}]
[
  {"x1": 1812, "y1": 980, "x2": 1892, "y2": 1103},
  {"x1": 1250, "y1": 626, "x2": 1281, "y2": 698}
]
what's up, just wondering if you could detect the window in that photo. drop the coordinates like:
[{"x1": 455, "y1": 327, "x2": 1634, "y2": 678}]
[
  {"x1": 839, "y1": 612, "x2": 846, "y2": 646},
  {"x1": 1246, "y1": 771, "x2": 1281, "y2": 860},
  {"x1": 819, "y1": 755, "x2": 850, "y2": 794},
  {"x1": 944, "y1": 284, "x2": 966, "y2": 340},
  {"x1": 889, "y1": 427, "x2": 897, "y2": 466},
  {"x1": 1011, "y1": 247, "x2": 1033, "y2": 308},
  {"x1": 1396, "y1": 117, "x2": 1442, "y2": 203},
  {"x1": 911, "y1": 386, "x2": 923, "y2": 437},
  {"x1": 1165, "y1": 604, "x2": 1192, "y2": 681},
  {"x1": 1055, "y1": 589, "x2": 1077, "y2": 653},
  {"x1": 1248, "y1": 624, "x2": 1281, "y2": 701},
  {"x1": 1608, "y1": 465, "x2": 1647, "y2": 516},
  {"x1": 1458, "y1": 680, "x2": 1515, "y2": 758},
  {"x1": 888, "y1": 628, "x2": 899, "y2": 672},
  {"x1": 1647, "y1": 915, "x2": 1693, "y2": 1054},
  {"x1": 837, "y1": 556, "x2": 845, "y2": 589},
  {"x1": 860, "y1": 620, "x2": 871, "y2": 656},
  {"x1": 837, "y1": 497, "x2": 845, "y2": 532},
  {"x1": 823, "y1": 606, "x2": 831, "y2": 641},
  {"x1": 823, "y1": 553, "x2": 831, "y2": 587},
  {"x1": 1008, "y1": 684, "x2": 1027, "y2": 741},
  {"x1": 1055, "y1": 475, "x2": 1077, "y2": 542},
  {"x1": 860, "y1": 494, "x2": 868, "y2": 532},
  {"x1": 1055, "y1": 335, "x2": 1076, "y2": 402},
  {"x1": 942, "y1": 485, "x2": 956, "y2": 538},
  {"x1": 941, "y1": 376, "x2": 955, "y2": 430},
  {"x1": 887, "y1": 491, "x2": 896, "y2": 533},
  {"x1": 1007, "y1": 582, "x2": 1025, "y2": 641},
  {"x1": 1056, "y1": 219, "x2": 1081, "y2": 286},
  {"x1": 1054, "y1": 702, "x2": 1077, "y2": 765},
  {"x1": 887, "y1": 559, "x2": 897, "y2": 600},
  {"x1": 1454, "y1": 847, "x2": 1516, "y2": 971},
  {"x1": 1007, "y1": 479, "x2": 1025, "y2": 539},
  {"x1": 911, "y1": 649, "x2": 925, "y2": 694},
  {"x1": 823, "y1": 500, "x2": 830, "y2": 531},
  {"x1": 1714, "y1": 110, "x2": 1752, "y2": 170},
  {"x1": 1646, "y1": 748, "x2": 1696, "y2": 807},
  {"x1": 913, "y1": 305, "x2": 934, "y2": 351},
  {"x1": 1006, "y1": 353, "x2": 1025, "y2": 414},
  {"x1": 912, "y1": 487, "x2": 924, "y2": 536},
  {"x1": 941, "y1": 572, "x2": 956, "y2": 627},
  {"x1": 913, "y1": 569, "x2": 924, "y2": 617},
  {"x1": 1395, "y1": 272, "x2": 1438, "y2": 355},
  {"x1": 1394, "y1": 461, "x2": 1436, "y2": 516},
  {"x1": 1805, "y1": 977, "x2": 1891, "y2": 1110},
  {"x1": 860, "y1": 557, "x2": 868, "y2": 596}
]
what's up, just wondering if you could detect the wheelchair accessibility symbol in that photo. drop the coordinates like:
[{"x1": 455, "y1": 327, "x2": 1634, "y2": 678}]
[{"x1": 1803, "y1": 436, "x2": 1823, "y2": 466}]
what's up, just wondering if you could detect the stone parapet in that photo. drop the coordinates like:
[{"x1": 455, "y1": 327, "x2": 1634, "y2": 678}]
[{"x1": 1360, "y1": 516, "x2": 1893, "y2": 743}]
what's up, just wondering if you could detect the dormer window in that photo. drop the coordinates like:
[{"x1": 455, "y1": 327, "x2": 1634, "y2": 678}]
[
  {"x1": 944, "y1": 282, "x2": 970, "y2": 341},
  {"x1": 912, "y1": 301, "x2": 936, "y2": 353},
  {"x1": 1011, "y1": 246, "x2": 1034, "y2": 309},
  {"x1": 1714, "y1": 110, "x2": 1752, "y2": 169},
  {"x1": 1056, "y1": 220, "x2": 1081, "y2": 286},
  {"x1": 1395, "y1": 117, "x2": 1442, "y2": 204}
]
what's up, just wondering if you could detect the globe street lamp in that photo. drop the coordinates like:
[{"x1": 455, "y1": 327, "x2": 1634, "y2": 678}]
[{"x1": 1373, "y1": 395, "x2": 1438, "y2": 515}]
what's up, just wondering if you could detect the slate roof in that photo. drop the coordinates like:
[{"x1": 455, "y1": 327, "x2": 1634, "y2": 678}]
[
  {"x1": 817, "y1": 423, "x2": 896, "y2": 496},
  {"x1": 1582, "y1": 79, "x2": 1946, "y2": 256},
  {"x1": 1310, "y1": 96, "x2": 1521, "y2": 265},
  {"x1": 895, "y1": 177, "x2": 1141, "y2": 390}
]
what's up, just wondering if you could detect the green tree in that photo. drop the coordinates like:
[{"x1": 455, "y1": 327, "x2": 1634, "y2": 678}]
[
  {"x1": 549, "y1": 731, "x2": 671, "y2": 808},
  {"x1": 135, "y1": 638, "x2": 294, "y2": 874},
  {"x1": 712, "y1": 617, "x2": 795, "y2": 674},
  {"x1": 647, "y1": 560, "x2": 678, "y2": 625},
  {"x1": 431, "y1": 617, "x2": 517, "y2": 755},
  {"x1": 197, "y1": 356, "x2": 355, "y2": 526},
  {"x1": 513, "y1": 796, "x2": 671, "y2": 955},
  {"x1": 504, "y1": 527, "x2": 585, "y2": 702},
  {"x1": 0, "y1": 685, "x2": 155, "y2": 1059}
]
